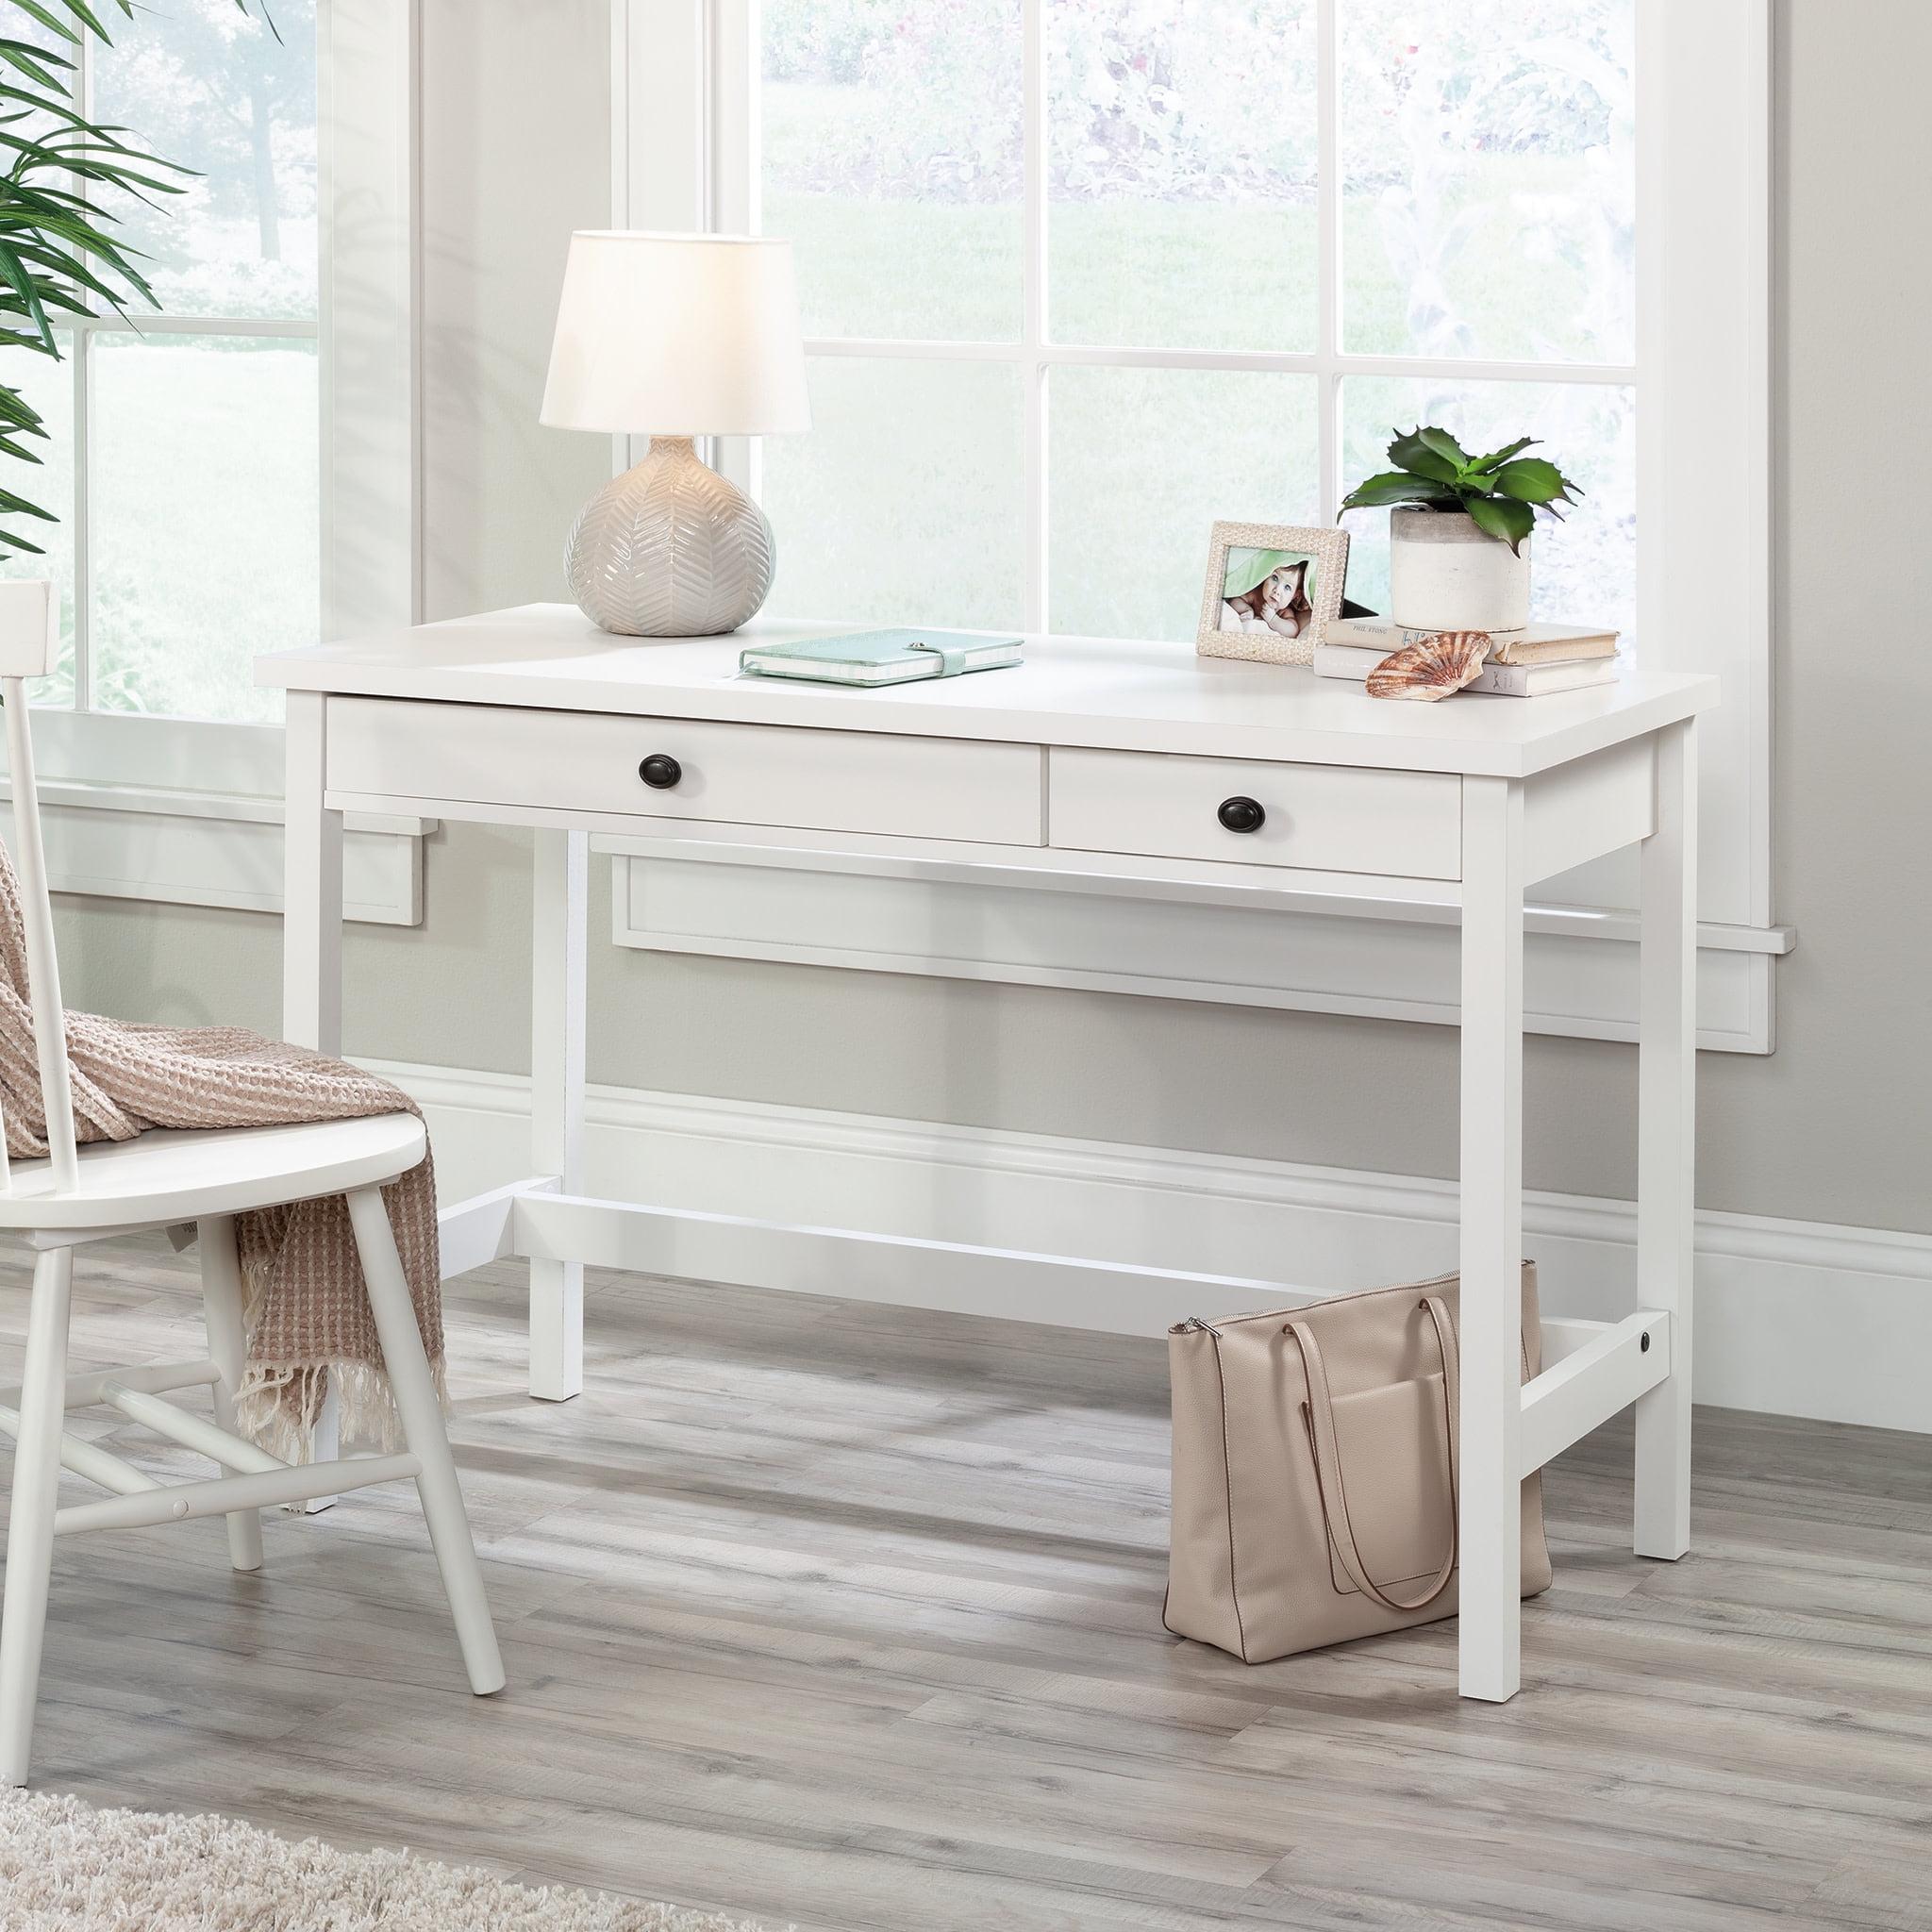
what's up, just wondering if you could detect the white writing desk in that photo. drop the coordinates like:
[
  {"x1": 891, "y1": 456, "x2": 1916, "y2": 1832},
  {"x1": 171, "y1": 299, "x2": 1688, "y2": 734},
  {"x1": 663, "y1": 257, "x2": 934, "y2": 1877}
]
[{"x1": 261, "y1": 606, "x2": 1716, "y2": 1703}]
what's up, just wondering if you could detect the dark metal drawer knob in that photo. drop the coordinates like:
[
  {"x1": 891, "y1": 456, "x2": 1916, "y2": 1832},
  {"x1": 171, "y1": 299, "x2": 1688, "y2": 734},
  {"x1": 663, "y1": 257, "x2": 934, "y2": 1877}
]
[
  {"x1": 638, "y1": 754, "x2": 682, "y2": 791},
  {"x1": 1217, "y1": 795, "x2": 1265, "y2": 834}
]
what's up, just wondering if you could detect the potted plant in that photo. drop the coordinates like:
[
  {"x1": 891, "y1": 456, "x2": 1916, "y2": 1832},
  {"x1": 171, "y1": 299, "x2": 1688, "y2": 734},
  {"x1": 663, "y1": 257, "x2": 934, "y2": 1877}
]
[{"x1": 1341, "y1": 427, "x2": 1583, "y2": 636}]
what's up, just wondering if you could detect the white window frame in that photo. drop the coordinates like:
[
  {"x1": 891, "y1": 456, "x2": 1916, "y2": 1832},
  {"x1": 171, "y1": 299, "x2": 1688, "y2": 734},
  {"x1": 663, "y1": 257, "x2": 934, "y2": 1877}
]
[
  {"x1": 0, "y1": 0, "x2": 426, "y2": 926},
  {"x1": 609, "y1": 0, "x2": 1787, "y2": 1052}
]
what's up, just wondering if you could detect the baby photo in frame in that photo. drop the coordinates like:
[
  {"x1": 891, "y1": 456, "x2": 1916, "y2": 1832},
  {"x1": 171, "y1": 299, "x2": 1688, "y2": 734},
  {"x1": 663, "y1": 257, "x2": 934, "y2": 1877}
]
[{"x1": 1196, "y1": 522, "x2": 1351, "y2": 666}]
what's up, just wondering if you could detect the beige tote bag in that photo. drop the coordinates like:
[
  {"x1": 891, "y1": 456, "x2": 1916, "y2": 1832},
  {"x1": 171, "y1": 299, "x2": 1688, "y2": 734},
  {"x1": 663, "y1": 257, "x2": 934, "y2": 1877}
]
[{"x1": 1165, "y1": 1266, "x2": 1552, "y2": 1662}]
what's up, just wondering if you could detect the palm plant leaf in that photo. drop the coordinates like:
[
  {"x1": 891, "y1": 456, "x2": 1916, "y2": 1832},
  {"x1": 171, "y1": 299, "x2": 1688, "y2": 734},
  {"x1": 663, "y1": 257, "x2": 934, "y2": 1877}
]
[
  {"x1": 0, "y1": 0, "x2": 268, "y2": 559},
  {"x1": 0, "y1": 39, "x2": 76, "y2": 92},
  {"x1": 6, "y1": 1, "x2": 86, "y2": 44}
]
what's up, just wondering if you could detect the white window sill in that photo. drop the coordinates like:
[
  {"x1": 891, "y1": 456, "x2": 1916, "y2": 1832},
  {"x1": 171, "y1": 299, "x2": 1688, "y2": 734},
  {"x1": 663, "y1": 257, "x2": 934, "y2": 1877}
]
[
  {"x1": 0, "y1": 774, "x2": 430, "y2": 925},
  {"x1": 0, "y1": 712, "x2": 430, "y2": 926}
]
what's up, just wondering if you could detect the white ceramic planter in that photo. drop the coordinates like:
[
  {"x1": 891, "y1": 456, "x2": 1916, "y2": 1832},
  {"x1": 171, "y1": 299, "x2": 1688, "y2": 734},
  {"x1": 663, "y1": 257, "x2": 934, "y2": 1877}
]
[{"x1": 1388, "y1": 508, "x2": 1530, "y2": 634}]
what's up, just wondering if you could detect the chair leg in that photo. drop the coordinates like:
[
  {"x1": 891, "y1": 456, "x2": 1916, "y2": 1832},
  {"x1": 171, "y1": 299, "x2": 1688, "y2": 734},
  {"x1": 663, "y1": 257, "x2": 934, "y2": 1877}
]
[
  {"x1": 343, "y1": 1185, "x2": 505, "y2": 1696},
  {"x1": 0, "y1": 1247, "x2": 74, "y2": 1786},
  {"x1": 198, "y1": 1215, "x2": 265, "y2": 1574}
]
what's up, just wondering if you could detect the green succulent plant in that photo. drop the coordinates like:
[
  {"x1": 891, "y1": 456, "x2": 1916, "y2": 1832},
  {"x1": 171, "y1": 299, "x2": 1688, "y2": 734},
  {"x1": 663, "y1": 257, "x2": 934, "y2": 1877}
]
[{"x1": 1341, "y1": 425, "x2": 1583, "y2": 555}]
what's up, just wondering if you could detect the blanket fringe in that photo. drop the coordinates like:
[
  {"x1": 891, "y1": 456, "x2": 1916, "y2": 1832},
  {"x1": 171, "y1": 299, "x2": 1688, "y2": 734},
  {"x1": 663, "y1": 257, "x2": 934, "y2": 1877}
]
[
  {"x1": 232, "y1": 1356, "x2": 451, "y2": 1469},
  {"x1": 231, "y1": 1243, "x2": 452, "y2": 1475}
]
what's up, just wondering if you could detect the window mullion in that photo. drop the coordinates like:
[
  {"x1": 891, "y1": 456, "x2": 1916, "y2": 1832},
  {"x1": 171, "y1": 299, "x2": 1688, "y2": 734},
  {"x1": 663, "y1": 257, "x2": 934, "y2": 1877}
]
[
  {"x1": 102, "y1": 314, "x2": 321, "y2": 340},
  {"x1": 708, "y1": 0, "x2": 757, "y2": 498},
  {"x1": 1022, "y1": 0, "x2": 1046, "y2": 635},
  {"x1": 70, "y1": 25, "x2": 93, "y2": 713},
  {"x1": 70, "y1": 332, "x2": 90, "y2": 713},
  {"x1": 1315, "y1": 0, "x2": 1340, "y2": 523},
  {"x1": 801, "y1": 337, "x2": 1634, "y2": 388}
]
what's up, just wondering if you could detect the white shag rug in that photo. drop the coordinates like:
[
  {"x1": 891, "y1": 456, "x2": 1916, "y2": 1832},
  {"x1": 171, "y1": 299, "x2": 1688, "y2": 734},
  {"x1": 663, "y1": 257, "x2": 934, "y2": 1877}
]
[{"x1": 0, "y1": 1790, "x2": 774, "y2": 1930}]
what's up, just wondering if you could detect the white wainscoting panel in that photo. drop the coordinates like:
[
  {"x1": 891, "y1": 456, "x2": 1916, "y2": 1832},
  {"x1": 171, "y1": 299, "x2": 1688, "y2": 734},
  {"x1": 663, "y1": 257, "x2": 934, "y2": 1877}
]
[
  {"x1": 606, "y1": 852, "x2": 1776, "y2": 1053},
  {"x1": 380, "y1": 1058, "x2": 1932, "y2": 1436}
]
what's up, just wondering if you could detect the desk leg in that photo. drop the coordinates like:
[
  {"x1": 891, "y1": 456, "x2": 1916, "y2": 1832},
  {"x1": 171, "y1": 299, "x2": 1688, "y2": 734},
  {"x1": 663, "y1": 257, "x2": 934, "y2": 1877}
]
[
  {"x1": 283, "y1": 691, "x2": 345, "y2": 1499},
  {"x1": 529, "y1": 829, "x2": 589, "y2": 1401},
  {"x1": 283, "y1": 692, "x2": 342, "y2": 1057},
  {"x1": 1635, "y1": 718, "x2": 1697, "y2": 1557},
  {"x1": 1458, "y1": 774, "x2": 1525, "y2": 1702}
]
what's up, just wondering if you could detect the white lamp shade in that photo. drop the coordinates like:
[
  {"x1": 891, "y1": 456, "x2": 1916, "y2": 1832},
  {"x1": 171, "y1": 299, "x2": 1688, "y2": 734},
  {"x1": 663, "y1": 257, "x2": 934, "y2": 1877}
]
[{"x1": 541, "y1": 231, "x2": 810, "y2": 438}]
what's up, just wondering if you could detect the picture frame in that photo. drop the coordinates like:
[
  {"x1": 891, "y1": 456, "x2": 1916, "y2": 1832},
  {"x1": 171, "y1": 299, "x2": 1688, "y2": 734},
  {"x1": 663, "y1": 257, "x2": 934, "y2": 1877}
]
[{"x1": 1195, "y1": 521, "x2": 1351, "y2": 667}]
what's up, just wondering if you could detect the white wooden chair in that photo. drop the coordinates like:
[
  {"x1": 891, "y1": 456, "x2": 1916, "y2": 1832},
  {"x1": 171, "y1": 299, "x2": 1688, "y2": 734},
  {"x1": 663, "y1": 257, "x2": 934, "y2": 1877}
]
[{"x1": 0, "y1": 581, "x2": 503, "y2": 1785}]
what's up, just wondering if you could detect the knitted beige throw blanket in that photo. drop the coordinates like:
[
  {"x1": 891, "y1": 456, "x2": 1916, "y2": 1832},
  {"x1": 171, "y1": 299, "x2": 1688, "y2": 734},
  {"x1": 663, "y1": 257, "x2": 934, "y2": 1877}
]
[{"x1": 0, "y1": 841, "x2": 442, "y2": 1459}]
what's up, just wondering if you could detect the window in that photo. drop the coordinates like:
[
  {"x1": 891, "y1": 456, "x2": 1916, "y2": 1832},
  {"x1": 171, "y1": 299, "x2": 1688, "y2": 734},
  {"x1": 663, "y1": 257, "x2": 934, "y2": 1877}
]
[
  {"x1": 0, "y1": 0, "x2": 320, "y2": 726},
  {"x1": 0, "y1": 3, "x2": 421, "y2": 930},
  {"x1": 610, "y1": 0, "x2": 1776, "y2": 1048},
  {"x1": 750, "y1": 0, "x2": 1636, "y2": 652}
]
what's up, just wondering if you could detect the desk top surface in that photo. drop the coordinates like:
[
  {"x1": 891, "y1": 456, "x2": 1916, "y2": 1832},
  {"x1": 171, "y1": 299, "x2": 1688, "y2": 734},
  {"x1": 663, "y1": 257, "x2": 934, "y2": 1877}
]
[{"x1": 259, "y1": 606, "x2": 1717, "y2": 778}]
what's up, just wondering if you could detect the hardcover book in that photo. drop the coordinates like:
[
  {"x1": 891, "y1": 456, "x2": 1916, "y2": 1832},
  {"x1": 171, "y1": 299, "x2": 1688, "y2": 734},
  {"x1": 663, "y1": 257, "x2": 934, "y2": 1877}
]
[
  {"x1": 1313, "y1": 642, "x2": 1617, "y2": 696},
  {"x1": 1465, "y1": 658, "x2": 1619, "y2": 697},
  {"x1": 1324, "y1": 616, "x2": 1618, "y2": 667},
  {"x1": 739, "y1": 629, "x2": 1024, "y2": 687}
]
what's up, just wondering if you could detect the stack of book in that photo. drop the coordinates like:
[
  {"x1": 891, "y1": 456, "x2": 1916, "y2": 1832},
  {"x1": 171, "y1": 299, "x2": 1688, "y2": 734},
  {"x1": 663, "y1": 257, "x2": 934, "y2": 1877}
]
[{"x1": 1314, "y1": 617, "x2": 1620, "y2": 697}]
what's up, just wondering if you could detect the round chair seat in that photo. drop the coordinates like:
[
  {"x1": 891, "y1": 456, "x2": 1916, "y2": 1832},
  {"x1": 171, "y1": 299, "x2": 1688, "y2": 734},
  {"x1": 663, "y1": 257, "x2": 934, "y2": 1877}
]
[{"x1": 0, "y1": 1112, "x2": 426, "y2": 1233}]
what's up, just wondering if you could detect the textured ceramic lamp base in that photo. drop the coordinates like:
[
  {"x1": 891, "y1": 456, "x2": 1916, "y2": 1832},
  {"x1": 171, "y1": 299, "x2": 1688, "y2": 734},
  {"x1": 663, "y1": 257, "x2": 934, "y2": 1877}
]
[{"x1": 564, "y1": 435, "x2": 775, "y2": 637}]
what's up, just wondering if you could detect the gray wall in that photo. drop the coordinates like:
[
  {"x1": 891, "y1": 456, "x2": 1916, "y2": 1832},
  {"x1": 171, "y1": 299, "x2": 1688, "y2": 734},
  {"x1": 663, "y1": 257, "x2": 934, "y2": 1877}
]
[{"x1": 54, "y1": 0, "x2": 1932, "y2": 1237}]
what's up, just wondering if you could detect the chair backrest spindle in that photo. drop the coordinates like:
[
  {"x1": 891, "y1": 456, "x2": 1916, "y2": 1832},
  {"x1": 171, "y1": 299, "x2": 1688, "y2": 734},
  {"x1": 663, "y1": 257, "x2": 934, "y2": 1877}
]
[{"x1": 0, "y1": 586, "x2": 78, "y2": 1193}]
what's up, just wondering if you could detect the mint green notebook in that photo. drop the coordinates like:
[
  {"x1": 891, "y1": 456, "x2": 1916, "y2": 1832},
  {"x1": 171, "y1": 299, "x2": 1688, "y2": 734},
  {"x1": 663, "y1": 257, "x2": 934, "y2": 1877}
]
[{"x1": 739, "y1": 628, "x2": 1024, "y2": 687}]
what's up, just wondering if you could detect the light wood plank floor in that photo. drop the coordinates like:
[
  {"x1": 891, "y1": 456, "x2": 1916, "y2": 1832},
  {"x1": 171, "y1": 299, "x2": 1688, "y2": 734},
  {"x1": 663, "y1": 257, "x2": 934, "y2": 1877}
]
[{"x1": 0, "y1": 1231, "x2": 1927, "y2": 1931}]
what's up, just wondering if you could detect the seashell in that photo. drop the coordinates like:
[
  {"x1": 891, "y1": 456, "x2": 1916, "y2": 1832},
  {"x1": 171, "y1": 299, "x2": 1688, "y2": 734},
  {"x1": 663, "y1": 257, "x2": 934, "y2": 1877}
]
[{"x1": 1364, "y1": 629, "x2": 1491, "y2": 702}]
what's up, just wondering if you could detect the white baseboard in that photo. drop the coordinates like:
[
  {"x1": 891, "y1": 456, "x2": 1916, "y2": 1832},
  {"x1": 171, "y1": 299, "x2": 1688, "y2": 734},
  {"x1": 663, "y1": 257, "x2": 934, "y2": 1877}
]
[{"x1": 374, "y1": 1058, "x2": 1932, "y2": 1436}]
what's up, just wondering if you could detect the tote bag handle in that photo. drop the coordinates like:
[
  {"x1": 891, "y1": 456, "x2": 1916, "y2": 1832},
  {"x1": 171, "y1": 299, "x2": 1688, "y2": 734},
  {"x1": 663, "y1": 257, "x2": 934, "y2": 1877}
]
[{"x1": 1286, "y1": 1295, "x2": 1461, "y2": 1614}]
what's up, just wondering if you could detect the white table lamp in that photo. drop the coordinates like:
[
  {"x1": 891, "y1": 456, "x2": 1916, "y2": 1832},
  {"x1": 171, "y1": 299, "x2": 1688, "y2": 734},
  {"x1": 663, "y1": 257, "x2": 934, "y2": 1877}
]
[{"x1": 541, "y1": 231, "x2": 810, "y2": 637}]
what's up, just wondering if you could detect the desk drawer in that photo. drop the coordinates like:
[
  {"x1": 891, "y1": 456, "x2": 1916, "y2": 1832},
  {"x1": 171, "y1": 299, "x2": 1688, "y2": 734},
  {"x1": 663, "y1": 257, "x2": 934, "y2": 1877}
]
[
  {"x1": 327, "y1": 698, "x2": 1045, "y2": 846},
  {"x1": 1048, "y1": 747, "x2": 1459, "y2": 879}
]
